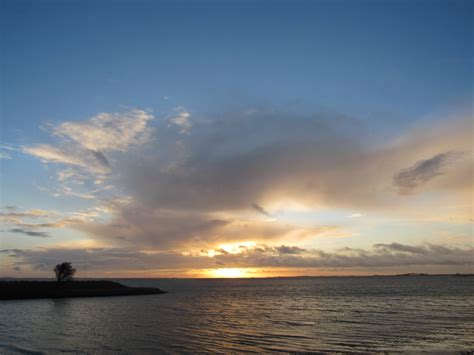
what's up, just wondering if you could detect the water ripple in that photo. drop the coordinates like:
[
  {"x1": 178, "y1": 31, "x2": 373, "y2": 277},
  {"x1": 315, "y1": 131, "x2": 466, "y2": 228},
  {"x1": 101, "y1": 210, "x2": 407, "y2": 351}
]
[{"x1": 0, "y1": 276, "x2": 473, "y2": 353}]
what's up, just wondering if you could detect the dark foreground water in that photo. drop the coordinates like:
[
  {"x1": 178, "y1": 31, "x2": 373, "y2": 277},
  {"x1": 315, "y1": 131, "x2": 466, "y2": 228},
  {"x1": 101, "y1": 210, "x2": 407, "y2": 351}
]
[{"x1": 1, "y1": 276, "x2": 473, "y2": 353}]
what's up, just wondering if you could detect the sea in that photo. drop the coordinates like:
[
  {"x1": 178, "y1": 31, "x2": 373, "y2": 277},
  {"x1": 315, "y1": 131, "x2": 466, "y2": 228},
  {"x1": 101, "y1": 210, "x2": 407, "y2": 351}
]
[{"x1": 1, "y1": 275, "x2": 473, "y2": 353}]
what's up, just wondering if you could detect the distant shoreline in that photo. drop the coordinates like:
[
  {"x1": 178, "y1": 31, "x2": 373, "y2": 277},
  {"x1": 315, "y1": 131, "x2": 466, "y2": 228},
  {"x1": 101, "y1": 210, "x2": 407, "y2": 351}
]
[{"x1": 0, "y1": 280, "x2": 166, "y2": 300}]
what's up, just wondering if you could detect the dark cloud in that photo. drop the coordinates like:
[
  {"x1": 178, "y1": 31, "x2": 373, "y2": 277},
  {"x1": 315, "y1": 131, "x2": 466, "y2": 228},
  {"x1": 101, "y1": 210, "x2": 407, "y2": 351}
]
[
  {"x1": 8, "y1": 228, "x2": 50, "y2": 238},
  {"x1": 216, "y1": 243, "x2": 473, "y2": 268},
  {"x1": 374, "y1": 243, "x2": 427, "y2": 254},
  {"x1": 121, "y1": 140, "x2": 373, "y2": 213},
  {"x1": 275, "y1": 245, "x2": 306, "y2": 254},
  {"x1": 117, "y1": 108, "x2": 375, "y2": 213},
  {"x1": 393, "y1": 152, "x2": 463, "y2": 194},
  {"x1": 75, "y1": 202, "x2": 331, "y2": 248},
  {"x1": 252, "y1": 203, "x2": 271, "y2": 217},
  {"x1": 89, "y1": 150, "x2": 111, "y2": 169}
]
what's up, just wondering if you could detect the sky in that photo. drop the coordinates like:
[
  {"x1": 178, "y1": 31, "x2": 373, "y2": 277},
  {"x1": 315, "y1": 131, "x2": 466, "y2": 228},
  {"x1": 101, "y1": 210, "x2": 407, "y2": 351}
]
[{"x1": 0, "y1": 0, "x2": 472, "y2": 278}]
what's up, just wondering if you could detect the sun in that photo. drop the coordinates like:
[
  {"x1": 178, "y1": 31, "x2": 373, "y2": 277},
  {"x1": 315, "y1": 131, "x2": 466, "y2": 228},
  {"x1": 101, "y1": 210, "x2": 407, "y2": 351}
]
[{"x1": 208, "y1": 268, "x2": 249, "y2": 278}]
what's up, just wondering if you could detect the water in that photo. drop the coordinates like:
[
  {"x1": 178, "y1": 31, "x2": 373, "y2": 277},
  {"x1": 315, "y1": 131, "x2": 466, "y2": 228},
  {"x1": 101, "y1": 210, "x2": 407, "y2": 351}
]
[{"x1": 1, "y1": 276, "x2": 473, "y2": 353}]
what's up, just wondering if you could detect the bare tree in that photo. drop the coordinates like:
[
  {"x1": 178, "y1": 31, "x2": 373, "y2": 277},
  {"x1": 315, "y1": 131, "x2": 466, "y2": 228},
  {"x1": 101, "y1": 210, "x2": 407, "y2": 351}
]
[{"x1": 54, "y1": 262, "x2": 76, "y2": 283}]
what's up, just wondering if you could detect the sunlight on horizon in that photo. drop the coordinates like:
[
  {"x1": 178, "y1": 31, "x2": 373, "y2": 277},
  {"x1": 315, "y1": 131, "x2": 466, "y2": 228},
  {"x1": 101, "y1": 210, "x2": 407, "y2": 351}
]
[{"x1": 207, "y1": 268, "x2": 255, "y2": 278}]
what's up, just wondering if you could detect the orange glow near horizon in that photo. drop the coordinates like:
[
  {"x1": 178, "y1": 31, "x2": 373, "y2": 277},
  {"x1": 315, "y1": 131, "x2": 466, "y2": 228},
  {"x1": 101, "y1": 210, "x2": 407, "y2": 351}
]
[{"x1": 206, "y1": 268, "x2": 255, "y2": 278}]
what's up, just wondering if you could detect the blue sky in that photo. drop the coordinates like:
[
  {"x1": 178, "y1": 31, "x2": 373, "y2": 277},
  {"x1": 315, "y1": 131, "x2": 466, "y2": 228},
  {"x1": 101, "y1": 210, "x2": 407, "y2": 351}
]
[
  {"x1": 1, "y1": 0, "x2": 472, "y2": 277},
  {"x1": 3, "y1": 0, "x2": 471, "y2": 122}
]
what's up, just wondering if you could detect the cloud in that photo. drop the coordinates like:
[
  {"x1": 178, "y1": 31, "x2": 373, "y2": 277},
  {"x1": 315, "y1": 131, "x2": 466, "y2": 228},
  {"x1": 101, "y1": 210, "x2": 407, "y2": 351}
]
[
  {"x1": 25, "y1": 110, "x2": 153, "y2": 171},
  {"x1": 19, "y1": 107, "x2": 473, "y2": 253},
  {"x1": 8, "y1": 228, "x2": 50, "y2": 238},
  {"x1": 120, "y1": 110, "x2": 472, "y2": 220},
  {"x1": 228, "y1": 243, "x2": 474, "y2": 268},
  {"x1": 89, "y1": 150, "x2": 111, "y2": 169},
  {"x1": 169, "y1": 107, "x2": 192, "y2": 134},
  {"x1": 22, "y1": 110, "x2": 153, "y2": 198},
  {"x1": 0, "y1": 207, "x2": 57, "y2": 220},
  {"x1": 0, "y1": 151, "x2": 12, "y2": 159},
  {"x1": 0, "y1": 144, "x2": 15, "y2": 159},
  {"x1": 24, "y1": 144, "x2": 91, "y2": 168},
  {"x1": 3, "y1": 243, "x2": 472, "y2": 273},
  {"x1": 275, "y1": 245, "x2": 306, "y2": 254},
  {"x1": 74, "y1": 200, "x2": 335, "y2": 249},
  {"x1": 53, "y1": 110, "x2": 153, "y2": 152},
  {"x1": 23, "y1": 144, "x2": 111, "y2": 174},
  {"x1": 393, "y1": 151, "x2": 464, "y2": 194},
  {"x1": 374, "y1": 243, "x2": 427, "y2": 254},
  {"x1": 251, "y1": 203, "x2": 272, "y2": 217},
  {"x1": 122, "y1": 137, "x2": 370, "y2": 213},
  {"x1": 0, "y1": 206, "x2": 96, "y2": 238}
]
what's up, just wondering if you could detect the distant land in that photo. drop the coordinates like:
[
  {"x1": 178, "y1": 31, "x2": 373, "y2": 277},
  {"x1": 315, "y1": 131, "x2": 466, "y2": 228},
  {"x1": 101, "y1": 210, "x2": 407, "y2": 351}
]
[{"x1": 0, "y1": 280, "x2": 166, "y2": 300}]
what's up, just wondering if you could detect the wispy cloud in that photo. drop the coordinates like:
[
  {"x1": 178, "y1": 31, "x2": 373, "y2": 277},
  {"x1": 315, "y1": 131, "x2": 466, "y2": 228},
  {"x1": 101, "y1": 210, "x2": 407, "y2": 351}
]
[
  {"x1": 8, "y1": 228, "x2": 50, "y2": 238},
  {"x1": 53, "y1": 110, "x2": 153, "y2": 152},
  {"x1": 0, "y1": 144, "x2": 16, "y2": 160},
  {"x1": 24, "y1": 110, "x2": 152, "y2": 172},
  {"x1": 393, "y1": 151, "x2": 464, "y2": 194},
  {"x1": 0, "y1": 206, "x2": 103, "y2": 240},
  {"x1": 251, "y1": 203, "x2": 272, "y2": 217},
  {"x1": 0, "y1": 151, "x2": 12, "y2": 159},
  {"x1": 0, "y1": 206, "x2": 57, "y2": 220},
  {"x1": 22, "y1": 110, "x2": 153, "y2": 199},
  {"x1": 169, "y1": 107, "x2": 192, "y2": 134},
  {"x1": 89, "y1": 150, "x2": 111, "y2": 169}
]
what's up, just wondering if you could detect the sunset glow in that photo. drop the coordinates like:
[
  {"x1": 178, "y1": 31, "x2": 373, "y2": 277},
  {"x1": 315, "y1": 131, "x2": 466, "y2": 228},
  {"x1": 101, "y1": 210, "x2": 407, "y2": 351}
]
[
  {"x1": 1, "y1": 1, "x2": 472, "y2": 353},
  {"x1": 1, "y1": 0, "x2": 472, "y2": 279},
  {"x1": 207, "y1": 268, "x2": 254, "y2": 278}
]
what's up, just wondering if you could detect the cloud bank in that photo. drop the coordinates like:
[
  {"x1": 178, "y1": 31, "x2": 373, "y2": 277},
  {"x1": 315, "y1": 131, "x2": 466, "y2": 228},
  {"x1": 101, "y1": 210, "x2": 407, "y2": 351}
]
[
  {"x1": 2, "y1": 243, "x2": 472, "y2": 274},
  {"x1": 8, "y1": 106, "x2": 472, "y2": 275}
]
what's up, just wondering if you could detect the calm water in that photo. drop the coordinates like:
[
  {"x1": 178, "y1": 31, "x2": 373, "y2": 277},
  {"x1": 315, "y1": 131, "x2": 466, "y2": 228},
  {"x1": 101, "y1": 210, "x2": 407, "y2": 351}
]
[{"x1": 1, "y1": 276, "x2": 473, "y2": 353}]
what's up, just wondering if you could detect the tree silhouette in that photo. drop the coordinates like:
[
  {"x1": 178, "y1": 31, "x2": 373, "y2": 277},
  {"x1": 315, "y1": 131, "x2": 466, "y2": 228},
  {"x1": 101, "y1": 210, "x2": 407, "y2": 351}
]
[{"x1": 54, "y1": 262, "x2": 76, "y2": 283}]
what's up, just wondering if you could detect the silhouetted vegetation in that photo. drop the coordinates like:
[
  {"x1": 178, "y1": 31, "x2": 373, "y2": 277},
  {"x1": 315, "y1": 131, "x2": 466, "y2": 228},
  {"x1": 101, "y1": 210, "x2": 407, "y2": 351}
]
[
  {"x1": 54, "y1": 262, "x2": 76, "y2": 283},
  {"x1": 0, "y1": 262, "x2": 168, "y2": 300}
]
